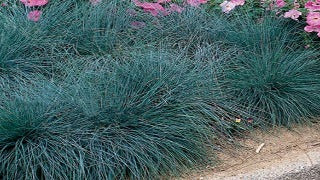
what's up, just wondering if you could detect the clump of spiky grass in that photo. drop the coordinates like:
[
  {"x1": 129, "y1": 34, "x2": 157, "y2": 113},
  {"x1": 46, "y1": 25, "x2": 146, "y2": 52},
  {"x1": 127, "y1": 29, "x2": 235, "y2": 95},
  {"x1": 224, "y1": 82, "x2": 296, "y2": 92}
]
[
  {"x1": 129, "y1": 8, "x2": 226, "y2": 52},
  {"x1": 0, "y1": 0, "x2": 132, "y2": 75},
  {"x1": 221, "y1": 14, "x2": 302, "y2": 52},
  {"x1": 0, "y1": 1, "x2": 74, "y2": 75},
  {"x1": 0, "y1": 76, "x2": 89, "y2": 179},
  {"x1": 54, "y1": 1, "x2": 131, "y2": 56},
  {"x1": 0, "y1": 1, "x2": 227, "y2": 75},
  {"x1": 221, "y1": 15, "x2": 320, "y2": 126},
  {"x1": 0, "y1": 6, "x2": 46, "y2": 75},
  {"x1": 59, "y1": 51, "x2": 218, "y2": 179},
  {"x1": 1, "y1": 49, "x2": 243, "y2": 179}
]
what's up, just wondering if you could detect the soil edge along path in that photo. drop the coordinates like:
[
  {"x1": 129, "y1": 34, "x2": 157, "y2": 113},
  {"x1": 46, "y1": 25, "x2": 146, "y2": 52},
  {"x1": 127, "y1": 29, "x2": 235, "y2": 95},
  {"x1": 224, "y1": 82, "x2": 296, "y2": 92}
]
[{"x1": 181, "y1": 124, "x2": 320, "y2": 180}]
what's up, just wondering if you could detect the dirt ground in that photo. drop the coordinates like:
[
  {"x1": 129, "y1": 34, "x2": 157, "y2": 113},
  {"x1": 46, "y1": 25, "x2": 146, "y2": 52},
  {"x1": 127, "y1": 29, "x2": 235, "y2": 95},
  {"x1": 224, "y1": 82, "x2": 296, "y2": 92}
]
[{"x1": 180, "y1": 123, "x2": 320, "y2": 180}]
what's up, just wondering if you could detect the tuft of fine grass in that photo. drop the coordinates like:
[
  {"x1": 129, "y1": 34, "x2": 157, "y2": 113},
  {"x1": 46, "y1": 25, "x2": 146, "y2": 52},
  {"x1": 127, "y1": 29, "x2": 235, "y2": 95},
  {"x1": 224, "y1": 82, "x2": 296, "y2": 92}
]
[
  {"x1": 59, "y1": 51, "x2": 218, "y2": 179},
  {"x1": 1, "y1": 49, "x2": 241, "y2": 179},
  {"x1": 0, "y1": 0, "x2": 132, "y2": 75},
  {"x1": 0, "y1": 76, "x2": 89, "y2": 179},
  {"x1": 221, "y1": 15, "x2": 320, "y2": 126}
]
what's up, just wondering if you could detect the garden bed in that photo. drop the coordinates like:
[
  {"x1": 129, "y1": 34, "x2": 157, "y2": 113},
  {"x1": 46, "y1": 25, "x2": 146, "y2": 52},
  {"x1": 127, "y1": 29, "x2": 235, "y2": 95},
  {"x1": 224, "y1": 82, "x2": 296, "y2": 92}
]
[{"x1": 1, "y1": 0, "x2": 320, "y2": 179}]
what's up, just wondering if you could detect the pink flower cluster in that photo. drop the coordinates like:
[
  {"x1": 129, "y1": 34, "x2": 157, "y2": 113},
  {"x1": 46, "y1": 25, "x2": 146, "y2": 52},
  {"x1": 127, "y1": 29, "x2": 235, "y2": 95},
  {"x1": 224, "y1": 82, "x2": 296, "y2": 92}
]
[
  {"x1": 304, "y1": 0, "x2": 320, "y2": 37},
  {"x1": 187, "y1": 0, "x2": 208, "y2": 7},
  {"x1": 133, "y1": 0, "x2": 170, "y2": 16},
  {"x1": 20, "y1": 0, "x2": 102, "y2": 22},
  {"x1": 132, "y1": 0, "x2": 247, "y2": 16},
  {"x1": 20, "y1": 0, "x2": 48, "y2": 7},
  {"x1": 284, "y1": 9, "x2": 301, "y2": 20},
  {"x1": 276, "y1": 0, "x2": 286, "y2": 8},
  {"x1": 263, "y1": 0, "x2": 320, "y2": 38},
  {"x1": 132, "y1": 0, "x2": 208, "y2": 17},
  {"x1": 20, "y1": 0, "x2": 48, "y2": 22},
  {"x1": 305, "y1": 0, "x2": 320, "y2": 11},
  {"x1": 220, "y1": 0, "x2": 245, "y2": 14},
  {"x1": 27, "y1": 10, "x2": 42, "y2": 21}
]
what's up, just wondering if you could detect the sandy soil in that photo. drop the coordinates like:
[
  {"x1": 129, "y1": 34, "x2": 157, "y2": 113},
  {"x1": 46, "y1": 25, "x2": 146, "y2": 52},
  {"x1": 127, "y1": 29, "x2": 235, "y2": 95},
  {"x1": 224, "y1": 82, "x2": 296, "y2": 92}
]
[{"x1": 180, "y1": 123, "x2": 320, "y2": 180}]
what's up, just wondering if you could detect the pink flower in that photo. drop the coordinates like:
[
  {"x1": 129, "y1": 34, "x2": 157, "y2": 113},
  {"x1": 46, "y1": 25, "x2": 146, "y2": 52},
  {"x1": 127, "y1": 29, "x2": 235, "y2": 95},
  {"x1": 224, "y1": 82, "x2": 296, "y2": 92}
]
[
  {"x1": 304, "y1": 25, "x2": 320, "y2": 37},
  {"x1": 276, "y1": 0, "x2": 286, "y2": 8},
  {"x1": 305, "y1": 0, "x2": 320, "y2": 11},
  {"x1": 220, "y1": 1, "x2": 236, "y2": 13},
  {"x1": 283, "y1": 9, "x2": 301, "y2": 20},
  {"x1": 27, "y1": 10, "x2": 42, "y2": 22},
  {"x1": 306, "y1": 12, "x2": 320, "y2": 26},
  {"x1": 304, "y1": 11, "x2": 320, "y2": 37},
  {"x1": 199, "y1": 0, "x2": 208, "y2": 4},
  {"x1": 304, "y1": 25, "x2": 320, "y2": 32},
  {"x1": 20, "y1": 0, "x2": 48, "y2": 7},
  {"x1": 131, "y1": 21, "x2": 146, "y2": 29},
  {"x1": 90, "y1": 0, "x2": 101, "y2": 5},
  {"x1": 231, "y1": 0, "x2": 245, "y2": 6},
  {"x1": 133, "y1": 0, "x2": 166, "y2": 16},
  {"x1": 170, "y1": 3, "x2": 184, "y2": 13},
  {"x1": 187, "y1": 0, "x2": 208, "y2": 7}
]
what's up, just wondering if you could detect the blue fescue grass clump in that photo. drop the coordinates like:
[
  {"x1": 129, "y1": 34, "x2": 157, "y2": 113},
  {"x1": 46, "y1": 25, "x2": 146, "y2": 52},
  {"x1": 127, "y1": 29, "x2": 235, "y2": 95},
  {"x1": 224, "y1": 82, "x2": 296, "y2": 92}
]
[
  {"x1": 0, "y1": 0, "x2": 132, "y2": 75},
  {"x1": 129, "y1": 8, "x2": 225, "y2": 48},
  {"x1": 220, "y1": 15, "x2": 302, "y2": 52},
  {"x1": 0, "y1": 77, "x2": 87, "y2": 179},
  {"x1": 1, "y1": 50, "x2": 239, "y2": 179},
  {"x1": 220, "y1": 16, "x2": 320, "y2": 126},
  {"x1": 54, "y1": 1, "x2": 131, "y2": 55},
  {"x1": 225, "y1": 46, "x2": 320, "y2": 126},
  {"x1": 59, "y1": 51, "x2": 223, "y2": 179},
  {"x1": 0, "y1": 7, "x2": 47, "y2": 74},
  {"x1": 0, "y1": 1, "x2": 225, "y2": 75}
]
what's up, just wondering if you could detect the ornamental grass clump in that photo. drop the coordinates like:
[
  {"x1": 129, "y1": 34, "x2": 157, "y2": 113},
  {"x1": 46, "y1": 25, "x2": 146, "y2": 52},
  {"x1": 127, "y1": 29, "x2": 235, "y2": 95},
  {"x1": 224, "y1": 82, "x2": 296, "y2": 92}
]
[
  {"x1": 59, "y1": 51, "x2": 218, "y2": 179},
  {"x1": 58, "y1": 1, "x2": 131, "y2": 55},
  {"x1": 0, "y1": 1, "x2": 76, "y2": 75},
  {"x1": 0, "y1": 76, "x2": 87, "y2": 179},
  {"x1": 0, "y1": 8, "x2": 48, "y2": 75},
  {"x1": 221, "y1": 15, "x2": 301, "y2": 52},
  {"x1": 129, "y1": 8, "x2": 224, "y2": 49},
  {"x1": 0, "y1": 0, "x2": 132, "y2": 75},
  {"x1": 1, "y1": 50, "x2": 242, "y2": 179},
  {"x1": 222, "y1": 16, "x2": 320, "y2": 126}
]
